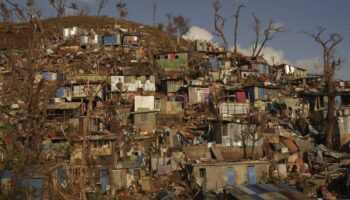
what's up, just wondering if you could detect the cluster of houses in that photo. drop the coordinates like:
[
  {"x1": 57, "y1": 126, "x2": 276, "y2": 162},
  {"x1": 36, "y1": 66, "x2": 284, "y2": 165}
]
[{"x1": 0, "y1": 23, "x2": 350, "y2": 199}]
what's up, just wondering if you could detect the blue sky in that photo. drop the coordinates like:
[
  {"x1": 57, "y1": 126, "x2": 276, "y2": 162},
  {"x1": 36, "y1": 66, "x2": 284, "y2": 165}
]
[{"x1": 8, "y1": 0, "x2": 350, "y2": 79}]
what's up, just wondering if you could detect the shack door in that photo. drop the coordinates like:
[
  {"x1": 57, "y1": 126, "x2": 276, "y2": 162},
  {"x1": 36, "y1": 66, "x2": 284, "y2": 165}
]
[
  {"x1": 101, "y1": 170, "x2": 109, "y2": 194},
  {"x1": 227, "y1": 167, "x2": 234, "y2": 186},
  {"x1": 248, "y1": 166, "x2": 256, "y2": 184}
]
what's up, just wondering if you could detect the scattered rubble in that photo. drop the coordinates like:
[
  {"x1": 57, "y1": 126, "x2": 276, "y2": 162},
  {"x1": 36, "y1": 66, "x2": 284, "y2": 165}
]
[{"x1": 0, "y1": 16, "x2": 349, "y2": 200}]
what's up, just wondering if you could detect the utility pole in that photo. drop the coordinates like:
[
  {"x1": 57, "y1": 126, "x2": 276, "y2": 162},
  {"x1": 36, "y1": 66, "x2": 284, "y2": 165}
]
[{"x1": 153, "y1": 2, "x2": 158, "y2": 27}]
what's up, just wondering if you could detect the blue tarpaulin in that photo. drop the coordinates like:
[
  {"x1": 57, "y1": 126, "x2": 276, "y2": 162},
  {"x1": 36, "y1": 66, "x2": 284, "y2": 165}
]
[
  {"x1": 1, "y1": 170, "x2": 44, "y2": 200},
  {"x1": 41, "y1": 72, "x2": 52, "y2": 80},
  {"x1": 101, "y1": 170, "x2": 109, "y2": 193},
  {"x1": 259, "y1": 64, "x2": 269, "y2": 74},
  {"x1": 20, "y1": 176, "x2": 44, "y2": 200},
  {"x1": 258, "y1": 88, "x2": 264, "y2": 99},
  {"x1": 136, "y1": 155, "x2": 144, "y2": 165},
  {"x1": 57, "y1": 72, "x2": 64, "y2": 80},
  {"x1": 56, "y1": 88, "x2": 64, "y2": 98},
  {"x1": 209, "y1": 60, "x2": 219, "y2": 69},
  {"x1": 0, "y1": 170, "x2": 11, "y2": 179},
  {"x1": 57, "y1": 166, "x2": 65, "y2": 185},
  {"x1": 103, "y1": 35, "x2": 120, "y2": 45}
]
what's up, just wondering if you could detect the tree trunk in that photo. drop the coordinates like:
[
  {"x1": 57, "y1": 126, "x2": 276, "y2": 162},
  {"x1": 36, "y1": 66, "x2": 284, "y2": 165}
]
[
  {"x1": 251, "y1": 136, "x2": 256, "y2": 160},
  {"x1": 243, "y1": 140, "x2": 247, "y2": 158},
  {"x1": 325, "y1": 75, "x2": 337, "y2": 149}
]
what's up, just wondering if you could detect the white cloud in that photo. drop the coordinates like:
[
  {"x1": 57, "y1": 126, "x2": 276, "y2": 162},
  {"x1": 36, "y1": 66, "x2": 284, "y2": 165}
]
[
  {"x1": 182, "y1": 26, "x2": 213, "y2": 42},
  {"x1": 236, "y1": 45, "x2": 290, "y2": 65},
  {"x1": 295, "y1": 57, "x2": 323, "y2": 74}
]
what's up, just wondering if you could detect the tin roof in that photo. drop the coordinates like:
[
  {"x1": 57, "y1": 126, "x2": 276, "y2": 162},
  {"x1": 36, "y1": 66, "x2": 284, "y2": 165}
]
[{"x1": 225, "y1": 183, "x2": 310, "y2": 200}]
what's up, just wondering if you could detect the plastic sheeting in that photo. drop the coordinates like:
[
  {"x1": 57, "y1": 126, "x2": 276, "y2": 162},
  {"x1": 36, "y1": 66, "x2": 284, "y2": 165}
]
[
  {"x1": 236, "y1": 92, "x2": 247, "y2": 103},
  {"x1": 103, "y1": 35, "x2": 121, "y2": 46}
]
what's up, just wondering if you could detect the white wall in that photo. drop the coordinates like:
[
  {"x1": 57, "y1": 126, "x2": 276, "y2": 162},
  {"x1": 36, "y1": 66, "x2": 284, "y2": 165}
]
[{"x1": 134, "y1": 96, "x2": 154, "y2": 111}]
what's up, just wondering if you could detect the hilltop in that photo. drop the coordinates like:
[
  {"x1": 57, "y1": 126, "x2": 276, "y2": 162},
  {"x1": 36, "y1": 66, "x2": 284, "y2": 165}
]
[{"x1": 0, "y1": 15, "x2": 192, "y2": 52}]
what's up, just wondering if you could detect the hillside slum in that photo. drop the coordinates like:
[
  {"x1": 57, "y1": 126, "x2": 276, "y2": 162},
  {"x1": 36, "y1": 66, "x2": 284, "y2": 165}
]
[{"x1": 0, "y1": 23, "x2": 350, "y2": 200}]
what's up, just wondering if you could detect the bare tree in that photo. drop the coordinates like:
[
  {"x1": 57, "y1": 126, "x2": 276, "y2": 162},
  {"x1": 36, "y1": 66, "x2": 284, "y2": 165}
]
[
  {"x1": 251, "y1": 13, "x2": 284, "y2": 58},
  {"x1": 251, "y1": 13, "x2": 260, "y2": 57},
  {"x1": 304, "y1": 27, "x2": 343, "y2": 149},
  {"x1": 165, "y1": 13, "x2": 175, "y2": 34},
  {"x1": 173, "y1": 15, "x2": 190, "y2": 37},
  {"x1": 152, "y1": 1, "x2": 157, "y2": 27},
  {"x1": 26, "y1": 0, "x2": 35, "y2": 16},
  {"x1": 233, "y1": 4, "x2": 245, "y2": 57},
  {"x1": 0, "y1": 2, "x2": 11, "y2": 23},
  {"x1": 243, "y1": 113, "x2": 269, "y2": 159},
  {"x1": 213, "y1": 0, "x2": 228, "y2": 48},
  {"x1": 48, "y1": 0, "x2": 67, "y2": 17},
  {"x1": 0, "y1": 20, "x2": 74, "y2": 199},
  {"x1": 4, "y1": 0, "x2": 27, "y2": 22},
  {"x1": 97, "y1": 0, "x2": 108, "y2": 16}
]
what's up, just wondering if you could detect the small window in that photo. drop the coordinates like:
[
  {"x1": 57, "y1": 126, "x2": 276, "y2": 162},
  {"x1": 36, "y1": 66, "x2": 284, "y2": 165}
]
[
  {"x1": 165, "y1": 55, "x2": 168, "y2": 59},
  {"x1": 175, "y1": 55, "x2": 179, "y2": 59},
  {"x1": 156, "y1": 56, "x2": 160, "y2": 59},
  {"x1": 199, "y1": 168, "x2": 206, "y2": 178}
]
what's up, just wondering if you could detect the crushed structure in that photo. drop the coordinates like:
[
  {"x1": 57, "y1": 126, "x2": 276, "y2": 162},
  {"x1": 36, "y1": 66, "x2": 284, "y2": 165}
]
[{"x1": 0, "y1": 19, "x2": 349, "y2": 200}]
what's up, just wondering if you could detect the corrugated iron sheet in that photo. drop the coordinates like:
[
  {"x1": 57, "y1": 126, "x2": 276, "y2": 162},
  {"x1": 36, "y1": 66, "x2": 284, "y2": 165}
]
[{"x1": 226, "y1": 184, "x2": 306, "y2": 200}]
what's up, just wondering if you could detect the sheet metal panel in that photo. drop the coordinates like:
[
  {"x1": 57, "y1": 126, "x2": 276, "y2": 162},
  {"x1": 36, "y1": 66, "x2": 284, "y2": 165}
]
[
  {"x1": 259, "y1": 191, "x2": 289, "y2": 200},
  {"x1": 251, "y1": 184, "x2": 270, "y2": 193},
  {"x1": 250, "y1": 194, "x2": 265, "y2": 200},
  {"x1": 245, "y1": 184, "x2": 264, "y2": 194},
  {"x1": 259, "y1": 184, "x2": 277, "y2": 192},
  {"x1": 236, "y1": 185, "x2": 256, "y2": 195}
]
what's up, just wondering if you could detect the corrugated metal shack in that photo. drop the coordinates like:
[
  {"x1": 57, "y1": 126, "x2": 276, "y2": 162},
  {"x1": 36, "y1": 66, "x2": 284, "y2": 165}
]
[{"x1": 189, "y1": 161, "x2": 269, "y2": 190}]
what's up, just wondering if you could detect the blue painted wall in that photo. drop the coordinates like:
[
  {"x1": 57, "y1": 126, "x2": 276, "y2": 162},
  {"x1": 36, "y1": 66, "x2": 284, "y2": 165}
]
[
  {"x1": 227, "y1": 167, "x2": 234, "y2": 186},
  {"x1": 248, "y1": 167, "x2": 256, "y2": 184}
]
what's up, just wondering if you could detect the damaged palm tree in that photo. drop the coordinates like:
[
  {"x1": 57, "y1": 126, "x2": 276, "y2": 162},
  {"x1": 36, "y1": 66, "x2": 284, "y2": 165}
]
[
  {"x1": 48, "y1": 0, "x2": 67, "y2": 18},
  {"x1": 97, "y1": 0, "x2": 108, "y2": 16},
  {"x1": 304, "y1": 27, "x2": 343, "y2": 150},
  {"x1": 116, "y1": 0, "x2": 128, "y2": 20}
]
